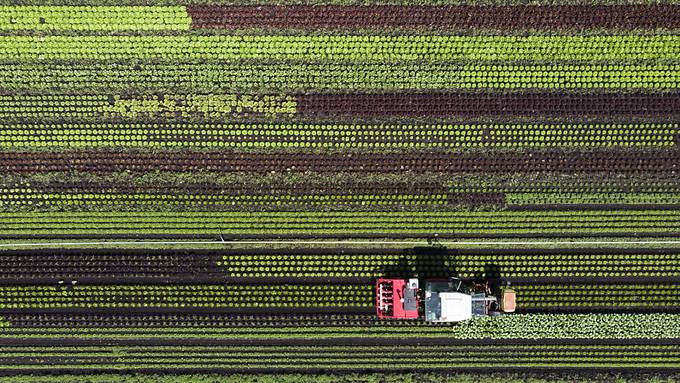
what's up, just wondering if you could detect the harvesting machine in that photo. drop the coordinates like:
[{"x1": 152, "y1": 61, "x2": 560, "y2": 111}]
[{"x1": 376, "y1": 276, "x2": 516, "y2": 322}]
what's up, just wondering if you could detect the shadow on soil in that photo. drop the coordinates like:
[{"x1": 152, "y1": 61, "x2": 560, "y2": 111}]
[{"x1": 381, "y1": 247, "x2": 503, "y2": 286}]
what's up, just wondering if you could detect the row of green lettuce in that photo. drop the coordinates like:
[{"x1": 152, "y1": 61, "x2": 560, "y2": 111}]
[
  {"x1": 4, "y1": 62, "x2": 678, "y2": 93},
  {"x1": 1, "y1": 314, "x2": 679, "y2": 340}
]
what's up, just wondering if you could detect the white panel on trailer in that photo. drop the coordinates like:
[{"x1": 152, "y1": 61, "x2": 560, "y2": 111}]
[{"x1": 437, "y1": 292, "x2": 472, "y2": 322}]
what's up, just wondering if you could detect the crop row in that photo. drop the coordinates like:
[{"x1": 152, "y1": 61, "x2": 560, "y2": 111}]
[
  {"x1": 8, "y1": 172, "x2": 680, "y2": 195},
  {"x1": 7, "y1": 172, "x2": 680, "y2": 193},
  {"x1": 3, "y1": 313, "x2": 383, "y2": 327},
  {"x1": 0, "y1": 95, "x2": 297, "y2": 122},
  {"x1": 0, "y1": 35, "x2": 675, "y2": 61},
  {"x1": 448, "y1": 176, "x2": 680, "y2": 193},
  {"x1": 0, "y1": 6, "x2": 190, "y2": 30},
  {"x1": 504, "y1": 192, "x2": 680, "y2": 206},
  {"x1": 0, "y1": 313, "x2": 680, "y2": 343},
  {"x1": 0, "y1": 282, "x2": 672, "y2": 311},
  {"x1": 4, "y1": 313, "x2": 680, "y2": 340},
  {"x1": 0, "y1": 123, "x2": 677, "y2": 149},
  {"x1": 3, "y1": 248, "x2": 680, "y2": 280},
  {"x1": 3, "y1": 149, "x2": 679, "y2": 174},
  {"x1": 187, "y1": 5, "x2": 680, "y2": 30},
  {"x1": 1, "y1": 249, "x2": 678, "y2": 279},
  {"x1": 0, "y1": 177, "x2": 452, "y2": 196},
  {"x1": 0, "y1": 344, "x2": 675, "y2": 370},
  {"x1": 0, "y1": 191, "x2": 454, "y2": 211},
  {"x1": 4, "y1": 5, "x2": 674, "y2": 32},
  {"x1": 0, "y1": 210, "x2": 676, "y2": 237},
  {"x1": 3, "y1": 62, "x2": 679, "y2": 93},
  {"x1": 513, "y1": 282, "x2": 680, "y2": 310},
  {"x1": 0, "y1": 251, "x2": 219, "y2": 278},
  {"x1": 0, "y1": 284, "x2": 372, "y2": 309},
  {"x1": 3, "y1": 93, "x2": 678, "y2": 122},
  {"x1": 3, "y1": 0, "x2": 679, "y2": 6},
  {"x1": 296, "y1": 92, "x2": 680, "y2": 118},
  {"x1": 0, "y1": 248, "x2": 679, "y2": 279},
  {"x1": 221, "y1": 252, "x2": 680, "y2": 278},
  {"x1": 5, "y1": 190, "x2": 680, "y2": 211}
]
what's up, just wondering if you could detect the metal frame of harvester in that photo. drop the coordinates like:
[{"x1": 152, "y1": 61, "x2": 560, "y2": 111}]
[{"x1": 376, "y1": 276, "x2": 516, "y2": 322}]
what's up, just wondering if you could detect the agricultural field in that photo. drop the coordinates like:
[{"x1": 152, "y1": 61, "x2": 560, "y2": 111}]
[{"x1": 0, "y1": 1, "x2": 678, "y2": 382}]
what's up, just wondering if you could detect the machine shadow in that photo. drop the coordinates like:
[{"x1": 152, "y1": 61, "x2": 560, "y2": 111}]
[
  {"x1": 381, "y1": 248, "x2": 505, "y2": 289},
  {"x1": 381, "y1": 246, "x2": 458, "y2": 280},
  {"x1": 473, "y1": 262, "x2": 504, "y2": 296}
]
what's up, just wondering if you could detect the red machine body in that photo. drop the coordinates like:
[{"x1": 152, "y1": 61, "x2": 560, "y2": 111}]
[{"x1": 376, "y1": 278, "x2": 419, "y2": 319}]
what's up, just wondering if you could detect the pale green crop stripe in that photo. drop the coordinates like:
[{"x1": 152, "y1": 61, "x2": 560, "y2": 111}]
[
  {"x1": 0, "y1": 35, "x2": 676, "y2": 61},
  {"x1": 0, "y1": 6, "x2": 190, "y2": 31}
]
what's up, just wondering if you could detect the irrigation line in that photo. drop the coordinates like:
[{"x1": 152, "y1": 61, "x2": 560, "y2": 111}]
[{"x1": 1, "y1": 239, "x2": 680, "y2": 247}]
